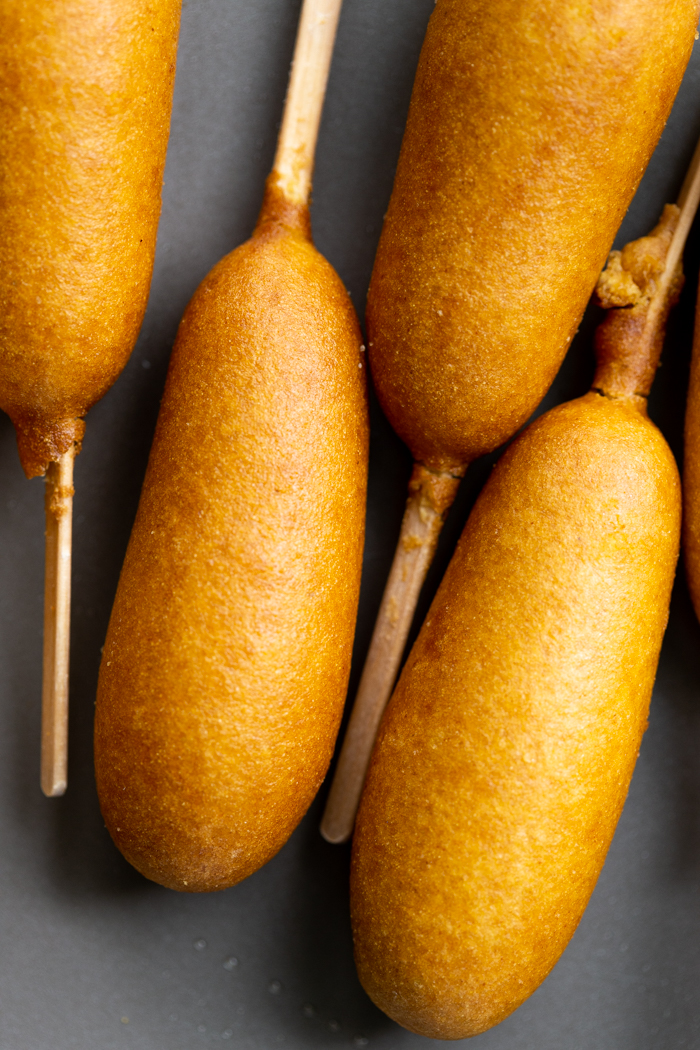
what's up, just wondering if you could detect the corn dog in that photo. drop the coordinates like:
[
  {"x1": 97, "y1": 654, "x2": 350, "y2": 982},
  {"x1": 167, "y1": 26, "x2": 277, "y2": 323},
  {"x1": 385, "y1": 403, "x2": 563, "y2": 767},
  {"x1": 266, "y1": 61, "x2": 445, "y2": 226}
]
[
  {"x1": 0, "y1": 0, "x2": 181, "y2": 794},
  {"x1": 94, "y1": 0, "x2": 369, "y2": 892},
  {"x1": 0, "y1": 0, "x2": 181, "y2": 477}
]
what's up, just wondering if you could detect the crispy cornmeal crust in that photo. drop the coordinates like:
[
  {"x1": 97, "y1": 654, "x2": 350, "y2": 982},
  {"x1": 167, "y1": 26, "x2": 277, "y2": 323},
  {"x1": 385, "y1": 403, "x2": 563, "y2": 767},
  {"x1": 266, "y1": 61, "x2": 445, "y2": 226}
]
[
  {"x1": 351, "y1": 394, "x2": 680, "y2": 1038},
  {"x1": 366, "y1": 0, "x2": 698, "y2": 472},
  {"x1": 0, "y1": 0, "x2": 181, "y2": 477},
  {"x1": 94, "y1": 184, "x2": 369, "y2": 892}
]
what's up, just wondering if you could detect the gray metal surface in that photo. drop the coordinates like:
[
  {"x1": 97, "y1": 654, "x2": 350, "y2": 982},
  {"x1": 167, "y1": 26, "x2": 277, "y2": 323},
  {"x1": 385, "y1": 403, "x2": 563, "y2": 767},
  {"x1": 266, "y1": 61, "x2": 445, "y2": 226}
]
[{"x1": 0, "y1": 1, "x2": 699, "y2": 1046}]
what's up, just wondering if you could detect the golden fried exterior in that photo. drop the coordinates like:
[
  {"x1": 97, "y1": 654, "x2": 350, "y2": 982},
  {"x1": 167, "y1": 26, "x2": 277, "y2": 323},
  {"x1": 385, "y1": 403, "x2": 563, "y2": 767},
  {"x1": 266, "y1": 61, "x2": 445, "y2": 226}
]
[
  {"x1": 94, "y1": 185, "x2": 369, "y2": 892},
  {"x1": 0, "y1": 0, "x2": 181, "y2": 478},
  {"x1": 351, "y1": 393, "x2": 680, "y2": 1038},
  {"x1": 366, "y1": 0, "x2": 697, "y2": 471}
]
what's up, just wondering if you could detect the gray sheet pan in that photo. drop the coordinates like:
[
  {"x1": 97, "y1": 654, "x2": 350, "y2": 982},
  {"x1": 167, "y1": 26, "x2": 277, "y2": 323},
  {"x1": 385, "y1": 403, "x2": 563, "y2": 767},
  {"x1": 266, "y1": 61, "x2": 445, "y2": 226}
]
[{"x1": 0, "y1": 2, "x2": 699, "y2": 1047}]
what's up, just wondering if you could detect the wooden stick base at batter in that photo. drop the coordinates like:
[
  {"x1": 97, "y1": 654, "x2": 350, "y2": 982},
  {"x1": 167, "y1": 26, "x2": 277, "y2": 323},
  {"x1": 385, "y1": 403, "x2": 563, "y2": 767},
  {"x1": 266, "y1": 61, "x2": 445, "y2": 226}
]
[
  {"x1": 320, "y1": 462, "x2": 462, "y2": 843},
  {"x1": 41, "y1": 447, "x2": 75, "y2": 797},
  {"x1": 272, "y1": 0, "x2": 344, "y2": 206}
]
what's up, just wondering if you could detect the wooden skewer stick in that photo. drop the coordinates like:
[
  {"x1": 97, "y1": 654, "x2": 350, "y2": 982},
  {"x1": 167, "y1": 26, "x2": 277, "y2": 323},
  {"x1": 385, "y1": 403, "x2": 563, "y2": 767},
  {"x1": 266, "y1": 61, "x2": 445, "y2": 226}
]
[
  {"x1": 654, "y1": 132, "x2": 700, "y2": 312},
  {"x1": 321, "y1": 134, "x2": 700, "y2": 846},
  {"x1": 41, "y1": 445, "x2": 75, "y2": 797},
  {"x1": 320, "y1": 463, "x2": 462, "y2": 843},
  {"x1": 273, "y1": 0, "x2": 344, "y2": 204}
]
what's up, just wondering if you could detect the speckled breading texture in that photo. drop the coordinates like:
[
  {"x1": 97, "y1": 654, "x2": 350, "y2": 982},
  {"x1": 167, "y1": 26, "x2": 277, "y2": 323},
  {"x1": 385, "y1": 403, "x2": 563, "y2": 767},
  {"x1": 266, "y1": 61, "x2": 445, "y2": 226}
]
[
  {"x1": 366, "y1": 0, "x2": 698, "y2": 470},
  {"x1": 351, "y1": 394, "x2": 680, "y2": 1039},
  {"x1": 684, "y1": 291, "x2": 700, "y2": 619},
  {"x1": 0, "y1": 0, "x2": 181, "y2": 477},
  {"x1": 94, "y1": 196, "x2": 369, "y2": 892}
]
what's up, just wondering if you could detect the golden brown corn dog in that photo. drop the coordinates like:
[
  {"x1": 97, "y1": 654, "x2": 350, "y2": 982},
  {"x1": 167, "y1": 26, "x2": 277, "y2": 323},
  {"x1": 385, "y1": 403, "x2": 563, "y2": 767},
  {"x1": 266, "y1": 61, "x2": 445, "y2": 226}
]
[
  {"x1": 368, "y1": 0, "x2": 696, "y2": 470},
  {"x1": 0, "y1": 0, "x2": 181, "y2": 796},
  {"x1": 0, "y1": 0, "x2": 181, "y2": 478},
  {"x1": 350, "y1": 199, "x2": 691, "y2": 1038},
  {"x1": 321, "y1": 0, "x2": 699, "y2": 844},
  {"x1": 94, "y1": 0, "x2": 369, "y2": 892}
]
